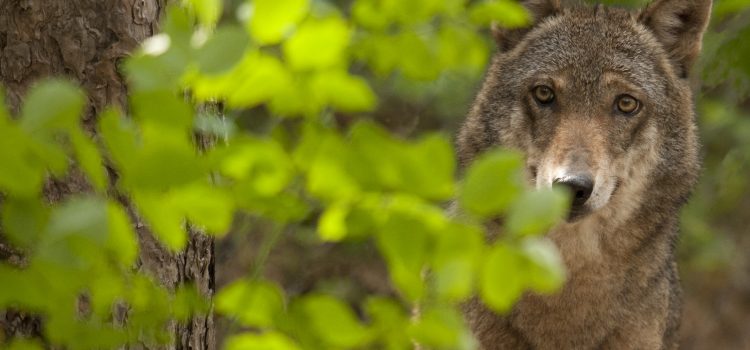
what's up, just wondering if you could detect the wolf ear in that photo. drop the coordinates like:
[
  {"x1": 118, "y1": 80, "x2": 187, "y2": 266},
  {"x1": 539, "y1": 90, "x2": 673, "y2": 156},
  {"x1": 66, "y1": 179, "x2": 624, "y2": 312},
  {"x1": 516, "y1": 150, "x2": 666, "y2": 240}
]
[
  {"x1": 492, "y1": 0, "x2": 562, "y2": 51},
  {"x1": 639, "y1": 0, "x2": 712, "y2": 78}
]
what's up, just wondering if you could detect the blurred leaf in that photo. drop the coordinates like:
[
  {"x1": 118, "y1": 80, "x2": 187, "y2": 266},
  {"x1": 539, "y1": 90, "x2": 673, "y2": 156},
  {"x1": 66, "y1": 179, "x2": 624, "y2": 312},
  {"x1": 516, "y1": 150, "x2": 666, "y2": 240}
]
[
  {"x1": 0, "y1": 129, "x2": 45, "y2": 196},
  {"x1": 469, "y1": 0, "x2": 530, "y2": 28},
  {"x1": 521, "y1": 238, "x2": 565, "y2": 293},
  {"x1": 364, "y1": 297, "x2": 411, "y2": 350},
  {"x1": 216, "y1": 279, "x2": 285, "y2": 328},
  {"x1": 189, "y1": 51, "x2": 293, "y2": 109},
  {"x1": 184, "y1": 0, "x2": 222, "y2": 27},
  {"x1": 6, "y1": 339, "x2": 44, "y2": 350},
  {"x1": 219, "y1": 137, "x2": 293, "y2": 196},
  {"x1": 318, "y1": 201, "x2": 350, "y2": 241},
  {"x1": 248, "y1": 0, "x2": 310, "y2": 45},
  {"x1": 300, "y1": 294, "x2": 372, "y2": 348},
  {"x1": 194, "y1": 25, "x2": 249, "y2": 74},
  {"x1": 409, "y1": 307, "x2": 467, "y2": 348},
  {"x1": 480, "y1": 243, "x2": 524, "y2": 313},
  {"x1": 99, "y1": 108, "x2": 138, "y2": 170},
  {"x1": 1, "y1": 197, "x2": 49, "y2": 249},
  {"x1": 310, "y1": 70, "x2": 377, "y2": 112},
  {"x1": 284, "y1": 16, "x2": 351, "y2": 71},
  {"x1": 173, "y1": 184, "x2": 235, "y2": 235},
  {"x1": 432, "y1": 223, "x2": 483, "y2": 301},
  {"x1": 506, "y1": 187, "x2": 569, "y2": 237},
  {"x1": 106, "y1": 202, "x2": 139, "y2": 266},
  {"x1": 461, "y1": 150, "x2": 524, "y2": 217},
  {"x1": 225, "y1": 332, "x2": 302, "y2": 350},
  {"x1": 70, "y1": 129, "x2": 107, "y2": 191},
  {"x1": 20, "y1": 80, "x2": 85, "y2": 135},
  {"x1": 133, "y1": 191, "x2": 187, "y2": 251},
  {"x1": 376, "y1": 208, "x2": 430, "y2": 301}
]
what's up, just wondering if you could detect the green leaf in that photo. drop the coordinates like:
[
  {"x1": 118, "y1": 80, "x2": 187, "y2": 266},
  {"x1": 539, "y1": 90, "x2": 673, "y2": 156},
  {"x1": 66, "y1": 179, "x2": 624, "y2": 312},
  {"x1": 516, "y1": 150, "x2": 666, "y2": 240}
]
[
  {"x1": 216, "y1": 279, "x2": 285, "y2": 328},
  {"x1": 124, "y1": 122, "x2": 208, "y2": 191},
  {"x1": 364, "y1": 297, "x2": 411, "y2": 350},
  {"x1": 20, "y1": 79, "x2": 85, "y2": 135},
  {"x1": 248, "y1": 0, "x2": 310, "y2": 45},
  {"x1": 0, "y1": 121, "x2": 45, "y2": 196},
  {"x1": 376, "y1": 209, "x2": 430, "y2": 301},
  {"x1": 106, "y1": 201, "x2": 139, "y2": 265},
  {"x1": 184, "y1": 0, "x2": 222, "y2": 27},
  {"x1": 403, "y1": 134, "x2": 456, "y2": 200},
  {"x1": 189, "y1": 51, "x2": 293, "y2": 109},
  {"x1": 194, "y1": 25, "x2": 249, "y2": 74},
  {"x1": 409, "y1": 307, "x2": 467, "y2": 348},
  {"x1": 219, "y1": 137, "x2": 293, "y2": 196},
  {"x1": 432, "y1": 223, "x2": 483, "y2": 301},
  {"x1": 225, "y1": 332, "x2": 301, "y2": 350},
  {"x1": 70, "y1": 129, "x2": 107, "y2": 191},
  {"x1": 283, "y1": 16, "x2": 351, "y2": 71},
  {"x1": 310, "y1": 70, "x2": 377, "y2": 112},
  {"x1": 133, "y1": 191, "x2": 187, "y2": 251},
  {"x1": 46, "y1": 196, "x2": 107, "y2": 245},
  {"x1": 506, "y1": 187, "x2": 569, "y2": 237},
  {"x1": 131, "y1": 90, "x2": 194, "y2": 130},
  {"x1": 480, "y1": 243, "x2": 525, "y2": 313},
  {"x1": 1, "y1": 197, "x2": 49, "y2": 249},
  {"x1": 318, "y1": 201, "x2": 350, "y2": 241},
  {"x1": 173, "y1": 184, "x2": 235, "y2": 235},
  {"x1": 6, "y1": 339, "x2": 44, "y2": 350},
  {"x1": 460, "y1": 150, "x2": 524, "y2": 217},
  {"x1": 99, "y1": 108, "x2": 138, "y2": 170},
  {"x1": 300, "y1": 294, "x2": 372, "y2": 348},
  {"x1": 521, "y1": 238, "x2": 565, "y2": 293},
  {"x1": 469, "y1": 0, "x2": 530, "y2": 28}
]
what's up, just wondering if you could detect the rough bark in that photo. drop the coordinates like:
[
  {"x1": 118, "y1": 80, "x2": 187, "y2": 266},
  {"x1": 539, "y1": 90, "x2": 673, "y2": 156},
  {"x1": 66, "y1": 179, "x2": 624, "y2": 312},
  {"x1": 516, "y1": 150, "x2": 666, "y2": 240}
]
[{"x1": 0, "y1": 0, "x2": 214, "y2": 348}]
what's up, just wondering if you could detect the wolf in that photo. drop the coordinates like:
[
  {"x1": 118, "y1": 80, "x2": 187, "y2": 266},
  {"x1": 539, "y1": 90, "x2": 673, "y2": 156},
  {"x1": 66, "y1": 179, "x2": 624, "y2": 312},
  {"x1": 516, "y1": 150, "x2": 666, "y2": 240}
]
[{"x1": 457, "y1": 0, "x2": 712, "y2": 348}]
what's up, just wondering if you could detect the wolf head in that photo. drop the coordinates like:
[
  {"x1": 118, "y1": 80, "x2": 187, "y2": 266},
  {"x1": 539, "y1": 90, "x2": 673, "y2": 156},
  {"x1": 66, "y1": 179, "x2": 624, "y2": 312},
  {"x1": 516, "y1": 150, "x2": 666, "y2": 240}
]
[{"x1": 458, "y1": 0, "x2": 711, "y2": 221}]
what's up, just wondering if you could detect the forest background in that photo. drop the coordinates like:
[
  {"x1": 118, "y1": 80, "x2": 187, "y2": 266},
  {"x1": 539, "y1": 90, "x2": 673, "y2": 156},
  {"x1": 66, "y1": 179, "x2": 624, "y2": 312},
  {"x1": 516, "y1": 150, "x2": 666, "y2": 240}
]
[{"x1": 0, "y1": 0, "x2": 748, "y2": 349}]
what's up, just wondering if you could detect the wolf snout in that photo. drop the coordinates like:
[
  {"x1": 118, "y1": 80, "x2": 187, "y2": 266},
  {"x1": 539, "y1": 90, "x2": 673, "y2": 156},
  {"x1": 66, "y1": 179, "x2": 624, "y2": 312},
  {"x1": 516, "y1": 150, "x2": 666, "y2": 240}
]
[{"x1": 553, "y1": 174, "x2": 594, "y2": 208}]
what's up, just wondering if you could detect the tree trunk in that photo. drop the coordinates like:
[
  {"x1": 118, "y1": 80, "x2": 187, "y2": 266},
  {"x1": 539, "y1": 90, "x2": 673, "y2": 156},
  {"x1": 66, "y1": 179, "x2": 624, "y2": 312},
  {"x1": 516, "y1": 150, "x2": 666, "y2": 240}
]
[{"x1": 0, "y1": 1, "x2": 214, "y2": 348}]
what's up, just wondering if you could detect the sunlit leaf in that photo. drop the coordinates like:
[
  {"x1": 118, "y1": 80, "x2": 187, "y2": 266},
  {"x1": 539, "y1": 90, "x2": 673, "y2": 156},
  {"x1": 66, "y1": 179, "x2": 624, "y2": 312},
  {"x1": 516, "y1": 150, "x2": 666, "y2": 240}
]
[
  {"x1": 70, "y1": 129, "x2": 107, "y2": 191},
  {"x1": 1, "y1": 197, "x2": 49, "y2": 249},
  {"x1": 283, "y1": 16, "x2": 351, "y2": 71},
  {"x1": 409, "y1": 307, "x2": 467, "y2": 348},
  {"x1": 521, "y1": 238, "x2": 565, "y2": 293},
  {"x1": 461, "y1": 150, "x2": 524, "y2": 217},
  {"x1": 133, "y1": 191, "x2": 187, "y2": 251},
  {"x1": 106, "y1": 202, "x2": 138, "y2": 265},
  {"x1": 480, "y1": 243, "x2": 525, "y2": 313},
  {"x1": 318, "y1": 201, "x2": 350, "y2": 241},
  {"x1": 225, "y1": 332, "x2": 302, "y2": 350},
  {"x1": 248, "y1": 0, "x2": 309, "y2": 45},
  {"x1": 300, "y1": 294, "x2": 372, "y2": 348},
  {"x1": 194, "y1": 25, "x2": 249, "y2": 74},
  {"x1": 216, "y1": 279, "x2": 285, "y2": 328},
  {"x1": 469, "y1": 0, "x2": 530, "y2": 28},
  {"x1": 184, "y1": 0, "x2": 222, "y2": 27},
  {"x1": 310, "y1": 70, "x2": 377, "y2": 112},
  {"x1": 505, "y1": 187, "x2": 569, "y2": 237},
  {"x1": 20, "y1": 79, "x2": 85, "y2": 135},
  {"x1": 432, "y1": 223, "x2": 483, "y2": 300}
]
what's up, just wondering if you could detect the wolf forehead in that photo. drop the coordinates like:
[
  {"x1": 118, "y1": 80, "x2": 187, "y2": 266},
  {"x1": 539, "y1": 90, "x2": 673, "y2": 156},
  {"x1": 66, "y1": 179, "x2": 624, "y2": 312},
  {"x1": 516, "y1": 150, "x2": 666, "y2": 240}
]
[{"x1": 499, "y1": 7, "x2": 672, "y2": 96}]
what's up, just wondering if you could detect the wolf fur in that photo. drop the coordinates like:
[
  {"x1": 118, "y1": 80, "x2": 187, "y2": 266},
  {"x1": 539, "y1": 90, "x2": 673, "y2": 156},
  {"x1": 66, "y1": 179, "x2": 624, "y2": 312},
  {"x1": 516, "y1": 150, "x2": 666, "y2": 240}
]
[{"x1": 457, "y1": 0, "x2": 712, "y2": 348}]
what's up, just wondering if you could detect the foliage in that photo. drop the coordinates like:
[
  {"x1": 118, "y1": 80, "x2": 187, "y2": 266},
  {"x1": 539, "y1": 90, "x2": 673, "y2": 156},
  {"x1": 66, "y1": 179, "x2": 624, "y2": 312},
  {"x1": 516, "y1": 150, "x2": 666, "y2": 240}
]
[
  {"x1": 2, "y1": 0, "x2": 749, "y2": 348},
  {"x1": 0, "y1": 0, "x2": 571, "y2": 349}
]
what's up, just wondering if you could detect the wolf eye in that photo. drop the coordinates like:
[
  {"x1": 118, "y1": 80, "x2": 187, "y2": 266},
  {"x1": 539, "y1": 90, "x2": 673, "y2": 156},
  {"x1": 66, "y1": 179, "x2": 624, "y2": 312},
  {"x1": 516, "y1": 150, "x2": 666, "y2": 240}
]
[
  {"x1": 615, "y1": 95, "x2": 639, "y2": 114},
  {"x1": 533, "y1": 85, "x2": 555, "y2": 104}
]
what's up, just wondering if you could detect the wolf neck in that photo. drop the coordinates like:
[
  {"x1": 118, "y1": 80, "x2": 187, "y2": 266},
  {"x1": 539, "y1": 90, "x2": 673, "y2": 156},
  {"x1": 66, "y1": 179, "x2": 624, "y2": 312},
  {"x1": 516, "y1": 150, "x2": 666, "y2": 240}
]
[{"x1": 551, "y1": 180, "x2": 679, "y2": 274}]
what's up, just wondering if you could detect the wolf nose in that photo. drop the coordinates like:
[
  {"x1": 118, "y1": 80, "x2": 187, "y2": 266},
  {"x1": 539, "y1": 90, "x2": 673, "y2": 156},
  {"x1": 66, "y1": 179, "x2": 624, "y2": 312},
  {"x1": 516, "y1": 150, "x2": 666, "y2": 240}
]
[{"x1": 553, "y1": 175, "x2": 594, "y2": 207}]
